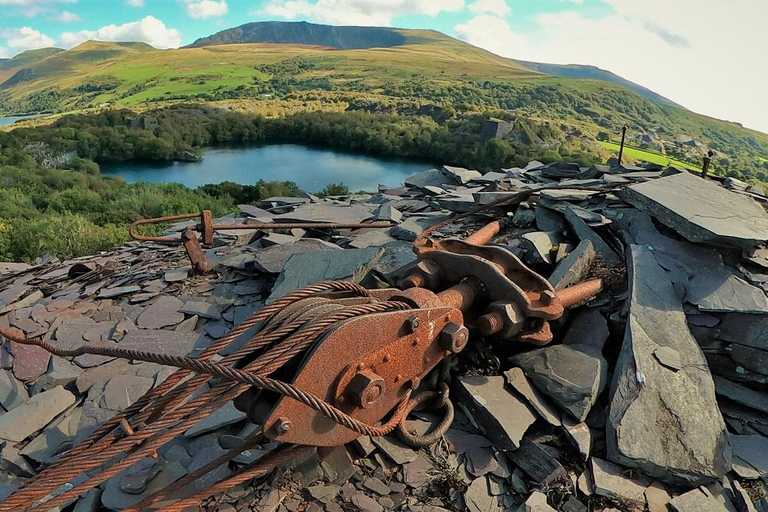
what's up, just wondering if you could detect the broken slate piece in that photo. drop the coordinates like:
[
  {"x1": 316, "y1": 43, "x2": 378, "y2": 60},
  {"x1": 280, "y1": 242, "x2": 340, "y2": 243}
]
[
  {"x1": 548, "y1": 240, "x2": 596, "y2": 290},
  {"x1": 0, "y1": 369, "x2": 29, "y2": 411},
  {"x1": 504, "y1": 367, "x2": 561, "y2": 427},
  {"x1": 619, "y1": 171, "x2": 768, "y2": 249},
  {"x1": 653, "y1": 346, "x2": 683, "y2": 371},
  {"x1": 371, "y1": 436, "x2": 418, "y2": 465},
  {"x1": 607, "y1": 245, "x2": 730, "y2": 486},
  {"x1": 98, "y1": 286, "x2": 141, "y2": 299},
  {"x1": 100, "y1": 375, "x2": 154, "y2": 412},
  {"x1": 136, "y1": 295, "x2": 184, "y2": 329},
  {"x1": 590, "y1": 457, "x2": 650, "y2": 508},
  {"x1": 455, "y1": 375, "x2": 536, "y2": 451},
  {"x1": 564, "y1": 208, "x2": 621, "y2": 267},
  {"x1": 463, "y1": 477, "x2": 496, "y2": 512},
  {"x1": 0, "y1": 385, "x2": 75, "y2": 442},
  {"x1": 508, "y1": 438, "x2": 567, "y2": 486},
  {"x1": 730, "y1": 434, "x2": 768, "y2": 479},
  {"x1": 562, "y1": 417, "x2": 592, "y2": 461},
  {"x1": 667, "y1": 484, "x2": 739, "y2": 512},
  {"x1": 520, "y1": 231, "x2": 562, "y2": 265},
  {"x1": 562, "y1": 308, "x2": 609, "y2": 351},
  {"x1": 119, "y1": 329, "x2": 203, "y2": 357},
  {"x1": 101, "y1": 459, "x2": 186, "y2": 510},
  {"x1": 8, "y1": 341, "x2": 50, "y2": 382},
  {"x1": 510, "y1": 343, "x2": 607, "y2": 422},
  {"x1": 515, "y1": 491, "x2": 556, "y2": 512},
  {"x1": 267, "y1": 247, "x2": 384, "y2": 303},
  {"x1": 185, "y1": 402, "x2": 246, "y2": 437},
  {"x1": 178, "y1": 301, "x2": 222, "y2": 320}
]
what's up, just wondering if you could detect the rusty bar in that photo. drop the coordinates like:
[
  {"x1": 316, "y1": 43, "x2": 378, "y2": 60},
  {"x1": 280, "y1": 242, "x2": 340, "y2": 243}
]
[
  {"x1": 618, "y1": 125, "x2": 628, "y2": 164},
  {"x1": 181, "y1": 227, "x2": 211, "y2": 274},
  {"x1": 465, "y1": 220, "x2": 501, "y2": 246},
  {"x1": 129, "y1": 212, "x2": 201, "y2": 242},
  {"x1": 477, "y1": 311, "x2": 504, "y2": 336},
  {"x1": 212, "y1": 221, "x2": 394, "y2": 231},
  {"x1": 556, "y1": 278, "x2": 603, "y2": 308},
  {"x1": 436, "y1": 282, "x2": 477, "y2": 312}
]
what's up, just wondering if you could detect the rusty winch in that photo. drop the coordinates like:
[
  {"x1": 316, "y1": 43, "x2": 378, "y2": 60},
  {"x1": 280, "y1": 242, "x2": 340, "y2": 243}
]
[{"x1": 0, "y1": 217, "x2": 601, "y2": 512}]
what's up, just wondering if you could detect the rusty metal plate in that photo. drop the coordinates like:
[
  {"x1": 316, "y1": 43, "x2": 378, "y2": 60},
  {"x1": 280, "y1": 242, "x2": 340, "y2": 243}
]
[{"x1": 262, "y1": 306, "x2": 462, "y2": 446}]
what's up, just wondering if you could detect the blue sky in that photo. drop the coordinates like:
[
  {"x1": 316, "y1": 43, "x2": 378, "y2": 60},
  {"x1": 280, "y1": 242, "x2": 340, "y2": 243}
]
[{"x1": 1, "y1": 0, "x2": 767, "y2": 134}]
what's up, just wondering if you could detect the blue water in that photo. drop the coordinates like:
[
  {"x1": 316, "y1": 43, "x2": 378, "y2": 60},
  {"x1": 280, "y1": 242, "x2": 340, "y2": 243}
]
[
  {"x1": 0, "y1": 114, "x2": 48, "y2": 126},
  {"x1": 102, "y1": 144, "x2": 431, "y2": 192}
]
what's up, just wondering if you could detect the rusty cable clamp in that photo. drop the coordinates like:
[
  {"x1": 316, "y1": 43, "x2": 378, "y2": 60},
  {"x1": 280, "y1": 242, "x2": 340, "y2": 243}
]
[
  {"x1": 129, "y1": 209, "x2": 395, "y2": 274},
  {"x1": 0, "y1": 217, "x2": 603, "y2": 511}
]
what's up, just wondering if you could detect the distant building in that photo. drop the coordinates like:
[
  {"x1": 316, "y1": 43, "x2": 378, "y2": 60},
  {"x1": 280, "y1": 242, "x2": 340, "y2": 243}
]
[
  {"x1": 480, "y1": 117, "x2": 516, "y2": 142},
  {"x1": 127, "y1": 115, "x2": 159, "y2": 130}
]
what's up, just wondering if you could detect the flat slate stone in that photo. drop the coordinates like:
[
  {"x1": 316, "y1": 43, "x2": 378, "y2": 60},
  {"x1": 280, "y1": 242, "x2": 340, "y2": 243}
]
[
  {"x1": 100, "y1": 375, "x2": 155, "y2": 412},
  {"x1": 185, "y1": 402, "x2": 246, "y2": 437},
  {"x1": 730, "y1": 434, "x2": 768, "y2": 479},
  {"x1": 101, "y1": 459, "x2": 187, "y2": 510},
  {"x1": 621, "y1": 211, "x2": 768, "y2": 314},
  {"x1": 252, "y1": 238, "x2": 340, "y2": 274},
  {"x1": 20, "y1": 407, "x2": 82, "y2": 463},
  {"x1": 0, "y1": 385, "x2": 75, "y2": 442},
  {"x1": 455, "y1": 375, "x2": 536, "y2": 451},
  {"x1": 590, "y1": 457, "x2": 650, "y2": 507},
  {"x1": 562, "y1": 308, "x2": 609, "y2": 351},
  {"x1": 515, "y1": 491, "x2": 556, "y2": 512},
  {"x1": 442, "y1": 165, "x2": 482, "y2": 184},
  {"x1": 510, "y1": 343, "x2": 607, "y2": 422},
  {"x1": 607, "y1": 245, "x2": 730, "y2": 486},
  {"x1": 0, "y1": 369, "x2": 29, "y2": 411},
  {"x1": 620, "y1": 172, "x2": 768, "y2": 249},
  {"x1": 267, "y1": 247, "x2": 384, "y2": 303},
  {"x1": 136, "y1": 296, "x2": 184, "y2": 329},
  {"x1": 463, "y1": 477, "x2": 496, "y2": 512},
  {"x1": 98, "y1": 286, "x2": 141, "y2": 299},
  {"x1": 548, "y1": 240, "x2": 596, "y2": 290},
  {"x1": 8, "y1": 341, "x2": 50, "y2": 382},
  {"x1": 564, "y1": 208, "x2": 621, "y2": 267},
  {"x1": 178, "y1": 301, "x2": 221, "y2": 320},
  {"x1": 504, "y1": 367, "x2": 561, "y2": 427},
  {"x1": 508, "y1": 438, "x2": 566, "y2": 486},
  {"x1": 405, "y1": 168, "x2": 452, "y2": 190},
  {"x1": 668, "y1": 484, "x2": 739, "y2": 512}
]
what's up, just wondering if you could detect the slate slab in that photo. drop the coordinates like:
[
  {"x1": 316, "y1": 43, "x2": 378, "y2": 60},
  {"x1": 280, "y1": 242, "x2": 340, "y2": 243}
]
[
  {"x1": 504, "y1": 367, "x2": 561, "y2": 427},
  {"x1": 548, "y1": 240, "x2": 596, "y2": 290},
  {"x1": 463, "y1": 477, "x2": 496, "y2": 512},
  {"x1": 619, "y1": 171, "x2": 768, "y2": 249},
  {"x1": 508, "y1": 438, "x2": 566, "y2": 485},
  {"x1": 0, "y1": 385, "x2": 75, "y2": 442},
  {"x1": 515, "y1": 491, "x2": 556, "y2": 512},
  {"x1": 730, "y1": 434, "x2": 768, "y2": 479},
  {"x1": 185, "y1": 402, "x2": 246, "y2": 437},
  {"x1": 136, "y1": 296, "x2": 184, "y2": 329},
  {"x1": 119, "y1": 329, "x2": 204, "y2": 357},
  {"x1": 564, "y1": 208, "x2": 621, "y2": 267},
  {"x1": 455, "y1": 375, "x2": 536, "y2": 451},
  {"x1": 668, "y1": 484, "x2": 739, "y2": 512},
  {"x1": 251, "y1": 239, "x2": 340, "y2": 274},
  {"x1": 510, "y1": 343, "x2": 607, "y2": 422},
  {"x1": 590, "y1": 457, "x2": 650, "y2": 509},
  {"x1": 7, "y1": 341, "x2": 50, "y2": 382},
  {"x1": 607, "y1": 245, "x2": 730, "y2": 486},
  {"x1": 0, "y1": 369, "x2": 29, "y2": 411},
  {"x1": 267, "y1": 247, "x2": 384, "y2": 303}
]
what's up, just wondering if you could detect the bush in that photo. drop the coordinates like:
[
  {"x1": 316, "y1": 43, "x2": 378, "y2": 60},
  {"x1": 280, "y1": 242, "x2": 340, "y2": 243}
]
[{"x1": 317, "y1": 182, "x2": 350, "y2": 197}]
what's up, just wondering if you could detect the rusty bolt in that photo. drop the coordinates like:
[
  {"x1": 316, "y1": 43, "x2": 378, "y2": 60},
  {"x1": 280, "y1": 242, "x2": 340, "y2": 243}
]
[
  {"x1": 273, "y1": 417, "x2": 292, "y2": 436},
  {"x1": 478, "y1": 312, "x2": 504, "y2": 336},
  {"x1": 405, "y1": 316, "x2": 421, "y2": 333},
  {"x1": 346, "y1": 370, "x2": 386, "y2": 409},
  {"x1": 439, "y1": 322, "x2": 469, "y2": 354},
  {"x1": 540, "y1": 289, "x2": 556, "y2": 306}
]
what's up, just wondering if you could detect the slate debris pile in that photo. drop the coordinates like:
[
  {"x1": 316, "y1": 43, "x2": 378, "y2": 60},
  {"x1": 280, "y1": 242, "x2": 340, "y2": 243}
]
[{"x1": 1, "y1": 161, "x2": 768, "y2": 511}]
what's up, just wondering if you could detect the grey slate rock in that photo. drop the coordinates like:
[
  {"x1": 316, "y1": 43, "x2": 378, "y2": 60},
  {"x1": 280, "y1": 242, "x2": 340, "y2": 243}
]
[
  {"x1": 455, "y1": 375, "x2": 537, "y2": 451},
  {"x1": 621, "y1": 211, "x2": 768, "y2": 314},
  {"x1": 510, "y1": 343, "x2": 607, "y2": 422},
  {"x1": 562, "y1": 308, "x2": 609, "y2": 351},
  {"x1": 99, "y1": 374, "x2": 154, "y2": 411},
  {"x1": 730, "y1": 434, "x2": 768, "y2": 479},
  {"x1": 267, "y1": 247, "x2": 384, "y2": 303},
  {"x1": 442, "y1": 165, "x2": 482, "y2": 184},
  {"x1": 520, "y1": 231, "x2": 563, "y2": 265},
  {"x1": 564, "y1": 208, "x2": 621, "y2": 267},
  {"x1": 72, "y1": 488, "x2": 102, "y2": 512},
  {"x1": 119, "y1": 329, "x2": 203, "y2": 357},
  {"x1": 136, "y1": 295, "x2": 184, "y2": 329},
  {"x1": 0, "y1": 385, "x2": 75, "y2": 442},
  {"x1": 101, "y1": 459, "x2": 186, "y2": 510},
  {"x1": 463, "y1": 477, "x2": 496, "y2": 512},
  {"x1": 252, "y1": 238, "x2": 340, "y2": 274},
  {"x1": 508, "y1": 438, "x2": 567, "y2": 486},
  {"x1": 607, "y1": 245, "x2": 731, "y2": 486},
  {"x1": 21, "y1": 407, "x2": 82, "y2": 463},
  {"x1": 389, "y1": 216, "x2": 444, "y2": 242},
  {"x1": 548, "y1": 239, "x2": 596, "y2": 291},
  {"x1": 504, "y1": 367, "x2": 561, "y2": 427},
  {"x1": 619, "y1": 172, "x2": 768, "y2": 249},
  {"x1": 0, "y1": 369, "x2": 28, "y2": 411},
  {"x1": 178, "y1": 301, "x2": 222, "y2": 320},
  {"x1": 668, "y1": 484, "x2": 739, "y2": 512},
  {"x1": 370, "y1": 436, "x2": 417, "y2": 465},
  {"x1": 535, "y1": 206, "x2": 564, "y2": 232},
  {"x1": 515, "y1": 491, "x2": 556, "y2": 512},
  {"x1": 185, "y1": 402, "x2": 246, "y2": 437},
  {"x1": 590, "y1": 457, "x2": 650, "y2": 507}
]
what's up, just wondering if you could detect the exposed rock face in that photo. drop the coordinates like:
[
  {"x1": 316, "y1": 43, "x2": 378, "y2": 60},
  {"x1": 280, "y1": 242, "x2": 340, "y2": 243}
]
[
  {"x1": 510, "y1": 343, "x2": 607, "y2": 422},
  {"x1": 619, "y1": 172, "x2": 768, "y2": 249},
  {"x1": 607, "y1": 245, "x2": 731, "y2": 486}
]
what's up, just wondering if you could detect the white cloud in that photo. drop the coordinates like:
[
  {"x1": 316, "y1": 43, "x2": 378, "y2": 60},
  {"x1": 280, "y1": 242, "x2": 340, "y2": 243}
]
[
  {"x1": 455, "y1": 15, "x2": 524, "y2": 56},
  {"x1": 55, "y1": 10, "x2": 80, "y2": 22},
  {"x1": 60, "y1": 16, "x2": 182, "y2": 49},
  {"x1": 126, "y1": 0, "x2": 144, "y2": 6},
  {"x1": 468, "y1": 0, "x2": 510, "y2": 17},
  {"x1": 0, "y1": 47, "x2": 12, "y2": 58},
  {"x1": 0, "y1": 27, "x2": 55, "y2": 52},
  {"x1": 261, "y1": 0, "x2": 464, "y2": 26},
  {"x1": 183, "y1": 0, "x2": 228, "y2": 19},
  {"x1": 454, "y1": 0, "x2": 768, "y2": 134},
  {"x1": 184, "y1": 0, "x2": 228, "y2": 19}
]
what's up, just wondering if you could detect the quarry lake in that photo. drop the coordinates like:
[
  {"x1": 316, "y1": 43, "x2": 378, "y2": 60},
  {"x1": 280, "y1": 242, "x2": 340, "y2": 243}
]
[{"x1": 102, "y1": 144, "x2": 432, "y2": 192}]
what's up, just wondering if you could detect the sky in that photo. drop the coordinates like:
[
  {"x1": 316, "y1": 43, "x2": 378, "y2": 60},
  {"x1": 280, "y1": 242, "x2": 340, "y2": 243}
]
[{"x1": 1, "y1": 0, "x2": 766, "y2": 134}]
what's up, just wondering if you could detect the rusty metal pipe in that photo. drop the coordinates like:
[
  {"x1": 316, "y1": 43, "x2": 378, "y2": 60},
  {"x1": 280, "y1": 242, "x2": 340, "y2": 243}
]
[
  {"x1": 556, "y1": 278, "x2": 603, "y2": 308},
  {"x1": 465, "y1": 220, "x2": 501, "y2": 246},
  {"x1": 436, "y1": 282, "x2": 478, "y2": 312}
]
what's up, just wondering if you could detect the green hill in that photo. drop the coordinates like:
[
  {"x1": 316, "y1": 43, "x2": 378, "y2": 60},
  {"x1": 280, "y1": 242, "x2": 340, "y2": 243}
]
[
  {"x1": 0, "y1": 22, "x2": 766, "y2": 181},
  {"x1": 516, "y1": 60, "x2": 683, "y2": 108}
]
